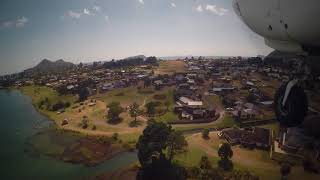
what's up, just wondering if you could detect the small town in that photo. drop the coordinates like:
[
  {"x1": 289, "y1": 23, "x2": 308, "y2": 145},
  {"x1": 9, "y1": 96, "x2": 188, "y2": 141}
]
[
  {"x1": 1, "y1": 54, "x2": 320, "y2": 180},
  {"x1": 1, "y1": 1, "x2": 320, "y2": 179}
]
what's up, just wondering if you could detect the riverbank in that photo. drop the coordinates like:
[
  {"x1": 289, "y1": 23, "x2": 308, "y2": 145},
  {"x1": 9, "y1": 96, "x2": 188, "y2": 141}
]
[
  {"x1": 24, "y1": 128, "x2": 134, "y2": 167},
  {"x1": 17, "y1": 85, "x2": 146, "y2": 140},
  {"x1": 0, "y1": 90, "x2": 139, "y2": 180}
]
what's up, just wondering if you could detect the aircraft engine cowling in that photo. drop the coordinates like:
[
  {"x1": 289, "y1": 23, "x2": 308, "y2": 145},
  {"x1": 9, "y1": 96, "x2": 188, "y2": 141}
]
[{"x1": 233, "y1": 0, "x2": 320, "y2": 54}]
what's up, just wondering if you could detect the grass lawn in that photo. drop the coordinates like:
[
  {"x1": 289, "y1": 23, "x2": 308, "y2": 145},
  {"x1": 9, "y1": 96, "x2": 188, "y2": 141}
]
[
  {"x1": 180, "y1": 131, "x2": 320, "y2": 180},
  {"x1": 19, "y1": 85, "x2": 145, "y2": 140},
  {"x1": 94, "y1": 87, "x2": 147, "y2": 106},
  {"x1": 175, "y1": 146, "x2": 219, "y2": 167},
  {"x1": 20, "y1": 85, "x2": 77, "y2": 120},
  {"x1": 118, "y1": 132, "x2": 141, "y2": 145},
  {"x1": 19, "y1": 85, "x2": 178, "y2": 143},
  {"x1": 20, "y1": 85, "x2": 76, "y2": 106},
  {"x1": 155, "y1": 111, "x2": 179, "y2": 122},
  {"x1": 154, "y1": 60, "x2": 187, "y2": 75}
]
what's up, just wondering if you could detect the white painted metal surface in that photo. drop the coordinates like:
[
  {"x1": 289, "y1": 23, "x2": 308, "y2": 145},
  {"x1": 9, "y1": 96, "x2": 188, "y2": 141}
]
[{"x1": 233, "y1": 0, "x2": 320, "y2": 52}]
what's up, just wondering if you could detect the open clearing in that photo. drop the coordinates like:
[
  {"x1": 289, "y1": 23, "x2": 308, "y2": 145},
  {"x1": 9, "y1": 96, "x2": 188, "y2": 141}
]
[
  {"x1": 20, "y1": 85, "x2": 179, "y2": 139},
  {"x1": 154, "y1": 60, "x2": 187, "y2": 75},
  {"x1": 180, "y1": 131, "x2": 320, "y2": 180}
]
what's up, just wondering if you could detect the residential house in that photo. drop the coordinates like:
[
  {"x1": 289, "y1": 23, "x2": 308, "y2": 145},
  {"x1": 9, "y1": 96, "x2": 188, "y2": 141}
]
[{"x1": 221, "y1": 127, "x2": 271, "y2": 150}]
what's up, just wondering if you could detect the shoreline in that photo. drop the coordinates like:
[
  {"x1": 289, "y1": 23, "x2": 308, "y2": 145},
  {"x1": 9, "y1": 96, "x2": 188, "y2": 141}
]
[
  {"x1": 11, "y1": 85, "x2": 232, "y2": 138},
  {"x1": 13, "y1": 87, "x2": 129, "y2": 137}
]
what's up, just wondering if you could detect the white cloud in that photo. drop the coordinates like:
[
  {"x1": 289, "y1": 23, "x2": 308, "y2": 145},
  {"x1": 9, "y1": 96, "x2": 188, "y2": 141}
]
[
  {"x1": 138, "y1": 0, "x2": 144, "y2": 5},
  {"x1": 16, "y1": 17, "x2": 29, "y2": 27},
  {"x1": 1, "y1": 16, "x2": 29, "y2": 29},
  {"x1": 67, "y1": 10, "x2": 81, "y2": 19},
  {"x1": 171, "y1": 3, "x2": 176, "y2": 8},
  {"x1": 93, "y1": 5, "x2": 101, "y2": 12},
  {"x1": 2, "y1": 21, "x2": 14, "y2": 28},
  {"x1": 105, "y1": 15, "x2": 110, "y2": 22},
  {"x1": 83, "y1": 8, "x2": 91, "y2": 15},
  {"x1": 205, "y1": 4, "x2": 228, "y2": 16},
  {"x1": 196, "y1": 5, "x2": 203, "y2": 12}
]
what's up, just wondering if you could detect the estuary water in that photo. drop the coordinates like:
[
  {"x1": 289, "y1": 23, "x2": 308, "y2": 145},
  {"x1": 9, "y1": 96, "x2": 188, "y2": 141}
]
[{"x1": 0, "y1": 90, "x2": 137, "y2": 180}]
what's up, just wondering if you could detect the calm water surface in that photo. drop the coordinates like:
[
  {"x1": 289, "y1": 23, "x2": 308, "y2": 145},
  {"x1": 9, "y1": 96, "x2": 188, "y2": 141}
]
[{"x1": 0, "y1": 90, "x2": 137, "y2": 180}]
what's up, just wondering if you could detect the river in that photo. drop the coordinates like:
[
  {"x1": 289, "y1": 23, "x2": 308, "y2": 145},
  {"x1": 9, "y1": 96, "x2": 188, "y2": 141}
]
[{"x1": 0, "y1": 90, "x2": 137, "y2": 180}]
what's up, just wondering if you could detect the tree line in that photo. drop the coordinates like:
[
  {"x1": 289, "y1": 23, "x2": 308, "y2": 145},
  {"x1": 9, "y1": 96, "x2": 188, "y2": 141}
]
[{"x1": 102, "y1": 56, "x2": 158, "y2": 69}]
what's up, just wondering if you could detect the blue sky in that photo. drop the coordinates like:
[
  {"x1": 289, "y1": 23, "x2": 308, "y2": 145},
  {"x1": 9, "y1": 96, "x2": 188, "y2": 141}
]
[{"x1": 0, "y1": 0, "x2": 273, "y2": 75}]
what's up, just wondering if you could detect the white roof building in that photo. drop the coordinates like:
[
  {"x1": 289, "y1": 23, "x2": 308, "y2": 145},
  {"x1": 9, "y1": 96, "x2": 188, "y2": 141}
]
[{"x1": 179, "y1": 97, "x2": 203, "y2": 106}]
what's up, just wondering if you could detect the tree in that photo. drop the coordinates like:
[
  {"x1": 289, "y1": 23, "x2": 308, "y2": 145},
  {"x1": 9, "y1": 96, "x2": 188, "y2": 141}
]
[
  {"x1": 78, "y1": 87, "x2": 89, "y2": 102},
  {"x1": 137, "y1": 121, "x2": 172, "y2": 166},
  {"x1": 112, "y1": 132, "x2": 119, "y2": 141},
  {"x1": 280, "y1": 162, "x2": 291, "y2": 180},
  {"x1": 51, "y1": 100, "x2": 67, "y2": 111},
  {"x1": 145, "y1": 101, "x2": 157, "y2": 117},
  {"x1": 218, "y1": 143, "x2": 233, "y2": 171},
  {"x1": 136, "y1": 121, "x2": 187, "y2": 180},
  {"x1": 107, "y1": 102, "x2": 123, "y2": 123},
  {"x1": 218, "y1": 143, "x2": 233, "y2": 159},
  {"x1": 167, "y1": 131, "x2": 188, "y2": 161},
  {"x1": 198, "y1": 156, "x2": 212, "y2": 180},
  {"x1": 145, "y1": 56, "x2": 158, "y2": 65},
  {"x1": 202, "y1": 129, "x2": 210, "y2": 139},
  {"x1": 81, "y1": 116, "x2": 88, "y2": 129},
  {"x1": 199, "y1": 156, "x2": 211, "y2": 170},
  {"x1": 129, "y1": 102, "x2": 141, "y2": 124}
]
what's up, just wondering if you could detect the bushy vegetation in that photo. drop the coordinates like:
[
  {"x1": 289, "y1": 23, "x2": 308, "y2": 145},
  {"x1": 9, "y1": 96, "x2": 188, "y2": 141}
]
[
  {"x1": 202, "y1": 129, "x2": 210, "y2": 139},
  {"x1": 38, "y1": 97, "x2": 70, "y2": 111},
  {"x1": 107, "y1": 102, "x2": 124, "y2": 124},
  {"x1": 218, "y1": 143, "x2": 234, "y2": 171},
  {"x1": 102, "y1": 56, "x2": 158, "y2": 69},
  {"x1": 136, "y1": 121, "x2": 188, "y2": 180}
]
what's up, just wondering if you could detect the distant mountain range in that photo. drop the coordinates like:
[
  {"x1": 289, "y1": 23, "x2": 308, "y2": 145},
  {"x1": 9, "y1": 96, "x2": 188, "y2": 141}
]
[{"x1": 24, "y1": 59, "x2": 76, "y2": 74}]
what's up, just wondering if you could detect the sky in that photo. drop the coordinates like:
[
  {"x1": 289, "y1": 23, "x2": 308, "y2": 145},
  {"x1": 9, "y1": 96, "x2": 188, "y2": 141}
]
[{"x1": 0, "y1": 0, "x2": 273, "y2": 75}]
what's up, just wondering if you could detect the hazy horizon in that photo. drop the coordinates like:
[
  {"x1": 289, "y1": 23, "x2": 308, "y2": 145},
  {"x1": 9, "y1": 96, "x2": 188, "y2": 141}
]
[{"x1": 0, "y1": 0, "x2": 273, "y2": 75}]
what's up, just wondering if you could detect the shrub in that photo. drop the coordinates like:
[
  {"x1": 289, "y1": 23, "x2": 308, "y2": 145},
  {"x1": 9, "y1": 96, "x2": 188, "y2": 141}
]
[
  {"x1": 65, "y1": 102, "x2": 71, "y2": 108},
  {"x1": 202, "y1": 129, "x2": 210, "y2": 139},
  {"x1": 112, "y1": 133, "x2": 119, "y2": 141},
  {"x1": 218, "y1": 159, "x2": 233, "y2": 171}
]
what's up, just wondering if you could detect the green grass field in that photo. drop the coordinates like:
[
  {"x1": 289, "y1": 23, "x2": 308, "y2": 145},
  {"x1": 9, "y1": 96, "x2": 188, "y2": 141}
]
[{"x1": 20, "y1": 85, "x2": 77, "y2": 120}]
